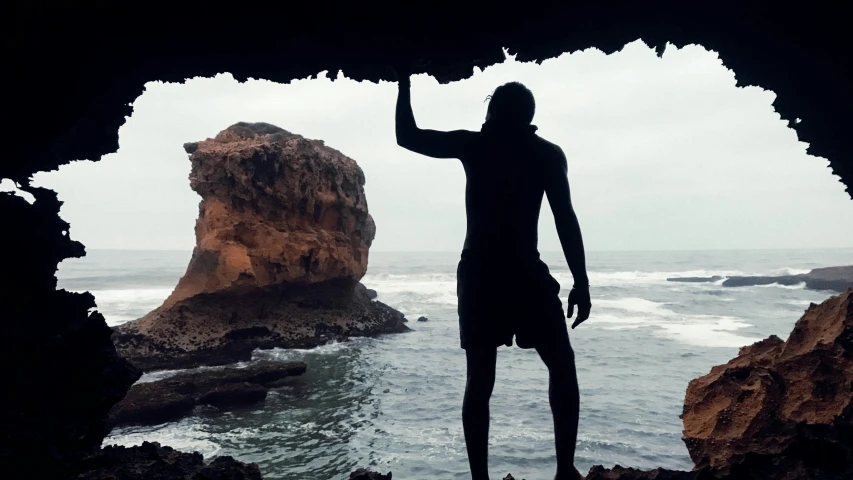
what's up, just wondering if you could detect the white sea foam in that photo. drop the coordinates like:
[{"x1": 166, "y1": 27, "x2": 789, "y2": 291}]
[
  {"x1": 80, "y1": 288, "x2": 174, "y2": 326},
  {"x1": 253, "y1": 339, "x2": 360, "y2": 362},
  {"x1": 654, "y1": 317, "x2": 762, "y2": 348},
  {"x1": 105, "y1": 420, "x2": 221, "y2": 459},
  {"x1": 768, "y1": 267, "x2": 812, "y2": 276},
  {"x1": 593, "y1": 297, "x2": 759, "y2": 348},
  {"x1": 752, "y1": 282, "x2": 807, "y2": 290},
  {"x1": 88, "y1": 288, "x2": 174, "y2": 304}
]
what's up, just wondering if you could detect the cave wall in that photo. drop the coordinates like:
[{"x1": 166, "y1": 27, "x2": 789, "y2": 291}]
[{"x1": 4, "y1": 0, "x2": 851, "y2": 475}]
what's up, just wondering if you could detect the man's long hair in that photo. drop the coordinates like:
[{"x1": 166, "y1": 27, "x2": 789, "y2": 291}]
[{"x1": 485, "y1": 82, "x2": 536, "y2": 127}]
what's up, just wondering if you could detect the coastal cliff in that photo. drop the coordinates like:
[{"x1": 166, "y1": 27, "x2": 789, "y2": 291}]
[{"x1": 113, "y1": 123, "x2": 408, "y2": 371}]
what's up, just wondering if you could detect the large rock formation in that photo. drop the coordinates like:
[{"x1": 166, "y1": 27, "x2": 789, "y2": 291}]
[
  {"x1": 166, "y1": 121, "x2": 375, "y2": 306},
  {"x1": 680, "y1": 289, "x2": 853, "y2": 478},
  {"x1": 113, "y1": 123, "x2": 408, "y2": 371},
  {"x1": 107, "y1": 361, "x2": 307, "y2": 429}
]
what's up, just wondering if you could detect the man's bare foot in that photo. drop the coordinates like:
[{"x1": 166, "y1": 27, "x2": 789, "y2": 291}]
[{"x1": 554, "y1": 466, "x2": 584, "y2": 480}]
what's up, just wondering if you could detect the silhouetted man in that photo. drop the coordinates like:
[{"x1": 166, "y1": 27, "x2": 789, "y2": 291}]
[{"x1": 394, "y1": 69, "x2": 592, "y2": 480}]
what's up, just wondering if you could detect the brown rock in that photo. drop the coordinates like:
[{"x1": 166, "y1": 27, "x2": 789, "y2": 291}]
[
  {"x1": 113, "y1": 123, "x2": 408, "y2": 371},
  {"x1": 168, "y1": 121, "x2": 374, "y2": 306},
  {"x1": 681, "y1": 289, "x2": 853, "y2": 476},
  {"x1": 108, "y1": 361, "x2": 305, "y2": 429}
]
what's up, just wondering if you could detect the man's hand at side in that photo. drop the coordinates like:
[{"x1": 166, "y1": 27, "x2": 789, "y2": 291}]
[{"x1": 568, "y1": 285, "x2": 591, "y2": 329}]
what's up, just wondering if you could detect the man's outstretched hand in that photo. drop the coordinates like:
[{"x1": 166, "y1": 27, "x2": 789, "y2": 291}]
[
  {"x1": 389, "y1": 64, "x2": 412, "y2": 86},
  {"x1": 568, "y1": 286, "x2": 591, "y2": 329}
]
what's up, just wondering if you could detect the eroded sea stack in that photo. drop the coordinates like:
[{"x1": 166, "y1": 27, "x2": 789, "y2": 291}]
[{"x1": 113, "y1": 122, "x2": 408, "y2": 371}]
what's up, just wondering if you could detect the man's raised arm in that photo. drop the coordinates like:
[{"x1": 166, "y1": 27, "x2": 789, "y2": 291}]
[
  {"x1": 544, "y1": 147, "x2": 592, "y2": 328},
  {"x1": 395, "y1": 72, "x2": 473, "y2": 159}
]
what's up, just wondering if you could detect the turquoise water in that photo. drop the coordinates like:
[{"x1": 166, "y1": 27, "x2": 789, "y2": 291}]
[{"x1": 58, "y1": 248, "x2": 853, "y2": 479}]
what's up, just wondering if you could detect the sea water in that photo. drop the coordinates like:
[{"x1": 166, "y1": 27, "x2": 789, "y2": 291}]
[{"x1": 58, "y1": 248, "x2": 853, "y2": 480}]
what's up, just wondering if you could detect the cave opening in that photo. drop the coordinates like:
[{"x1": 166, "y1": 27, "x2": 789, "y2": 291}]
[{"x1": 13, "y1": 40, "x2": 852, "y2": 479}]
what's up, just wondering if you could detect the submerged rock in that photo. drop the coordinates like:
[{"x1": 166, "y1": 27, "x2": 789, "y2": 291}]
[
  {"x1": 417, "y1": 316, "x2": 428, "y2": 322},
  {"x1": 681, "y1": 289, "x2": 853, "y2": 477},
  {"x1": 74, "y1": 441, "x2": 261, "y2": 479},
  {"x1": 113, "y1": 123, "x2": 408, "y2": 371},
  {"x1": 107, "y1": 361, "x2": 306, "y2": 428}
]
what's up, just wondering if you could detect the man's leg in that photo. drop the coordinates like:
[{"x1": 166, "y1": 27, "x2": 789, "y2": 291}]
[
  {"x1": 463, "y1": 345, "x2": 497, "y2": 480},
  {"x1": 536, "y1": 326, "x2": 582, "y2": 480}
]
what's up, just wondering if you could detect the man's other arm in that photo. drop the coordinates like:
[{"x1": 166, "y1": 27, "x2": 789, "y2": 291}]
[
  {"x1": 544, "y1": 146, "x2": 591, "y2": 327},
  {"x1": 396, "y1": 74, "x2": 472, "y2": 158}
]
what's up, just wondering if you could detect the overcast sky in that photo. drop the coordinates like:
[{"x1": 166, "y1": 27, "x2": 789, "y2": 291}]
[{"x1": 25, "y1": 41, "x2": 853, "y2": 252}]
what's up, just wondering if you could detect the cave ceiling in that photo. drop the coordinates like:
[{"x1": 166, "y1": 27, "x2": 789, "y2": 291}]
[{"x1": 7, "y1": 2, "x2": 851, "y2": 198}]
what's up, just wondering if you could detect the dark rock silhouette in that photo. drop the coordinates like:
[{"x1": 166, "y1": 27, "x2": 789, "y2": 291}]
[
  {"x1": 6, "y1": 3, "x2": 853, "y2": 476},
  {"x1": 417, "y1": 316, "x2": 428, "y2": 322},
  {"x1": 584, "y1": 466, "x2": 699, "y2": 479},
  {"x1": 349, "y1": 469, "x2": 392, "y2": 480},
  {"x1": 74, "y1": 442, "x2": 261, "y2": 480},
  {"x1": 108, "y1": 361, "x2": 306, "y2": 429},
  {"x1": 366, "y1": 288, "x2": 378, "y2": 299},
  {"x1": 0, "y1": 189, "x2": 141, "y2": 477},
  {"x1": 722, "y1": 266, "x2": 853, "y2": 292},
  {"x1": 113, "y1": 124, "x2": 409, "y2": 371}
]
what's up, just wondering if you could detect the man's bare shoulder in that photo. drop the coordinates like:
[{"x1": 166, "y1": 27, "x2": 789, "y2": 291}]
[{"x1": 533, "y1": 135, "x2": 568, "y2": 167}]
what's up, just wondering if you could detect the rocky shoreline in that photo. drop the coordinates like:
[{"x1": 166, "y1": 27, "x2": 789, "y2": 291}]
[
  {"x1": 667, "y1": 265, "x2": 853, "y2": 293},
  {"x1": 74, "y1": 442, "x2": 261, "y2": 480}
]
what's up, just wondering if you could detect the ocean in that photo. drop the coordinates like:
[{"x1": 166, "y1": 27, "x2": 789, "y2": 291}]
[{"x1": 57, "y1": 248, "x2": 853, "y2": 480}]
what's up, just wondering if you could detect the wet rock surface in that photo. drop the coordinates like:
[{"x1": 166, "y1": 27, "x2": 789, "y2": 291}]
[
  {"x1": 107, "y1": 361, "x2": 306, "y2": 428},
  {"x1": 113, "y1": 124, "x2": 408, "y2": 371},
  {"x1": 74, "y1": 442, "x2": 261, "y2": 480}
]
